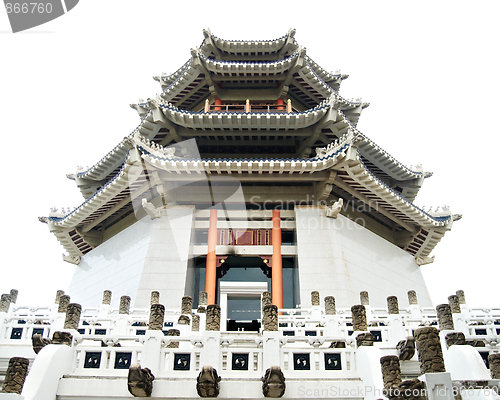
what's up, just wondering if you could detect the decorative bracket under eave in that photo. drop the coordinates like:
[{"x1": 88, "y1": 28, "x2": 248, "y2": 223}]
[
  {"x1": 416, "y1": 255, "x2": 435, "y2": 266},
  {"x1": 326, "y1": 198, "x2": 343, "y2": 219},
  {"x1": 142, "y1": 198, "x2": 161, "y2": 220},
  {"x1": 62, "y1": 253, "x2": 81, "y2": 265}
]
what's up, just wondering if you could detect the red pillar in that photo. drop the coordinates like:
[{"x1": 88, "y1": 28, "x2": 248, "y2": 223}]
[
  {"x1": 277, "y1": 98, "x2": 284, "y2": 111},
  {"x1": 214, "y1": 98, "x2": 222, "y2": 111},
  {"x1": 272, "y1": 209, "x2": 283, "y2": 309},
  {"x1": 205, "y1": 209, "x2": 218, "y2": 305}
]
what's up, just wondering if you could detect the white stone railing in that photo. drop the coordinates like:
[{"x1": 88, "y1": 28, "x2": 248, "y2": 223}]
[{"x1": 2, "y1": 304, "x2": 500, "y2": 345}]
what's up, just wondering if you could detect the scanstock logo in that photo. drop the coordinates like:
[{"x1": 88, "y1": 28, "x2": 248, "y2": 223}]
[{"x1": 3, "y1": 0, "x2": 78, "y2": 33}]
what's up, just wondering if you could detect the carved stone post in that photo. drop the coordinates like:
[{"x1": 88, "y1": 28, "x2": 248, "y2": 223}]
[
  {"x1": 311, "y1": 291, "x2": 320, "y2": 306},
  {"x1": 396, "y1": 337, "x2": 415, "y2": 361},
  {"x1": 166, "y1": 329, "x2": 180, "y2": 348},
  {"x1": 351, "y1": 305, "x2": 368, "y2": 331},
  {"x1": 1, "y1": 357, "x2": 29, "y2": 394},
  {"x1": 150, "y1": 291, "x2": 160, "y2": 305},
  {"x1": 58, "y1": 294, "x2": 71, "y2": 313},
  {"x1": 178, "y1": 315, "x2": 190, "y2": 325},
  {"x1": 408, "y1": 290, "x2": 418, "y2": 305},
  {"x1": 9, "y1": 289, "x2": 18, "y2": 304},
  {"x1": 325, "y1": 296, "x2": 336, "y2": 315},
  {"x1": 263, "y1": 305, "x2": 278, "y2": 331},
  {"x1": 488, "y1": 353, "x2": 500, "y2": 379},
  {"x1": 262, "y1": 291, "x2": 272, "y2": 308},
  {"x1": 182, "y1": 296, "x2": 193, "y2": 314},
  {"x1": 456, "y1": 290, "x2": 466, "y2": 304},
  {"x1": 199, "y1": 291, "x2": 208, "y2": 306},
  {"x1": 380, "y1": 355, "x2": 402, "y2": 398},
  {"x1": 448, "y1": 295, "x2": 461, "y2": 313},
  {"x1": 360, "y1": 291, "x2": 369, "y2": 306},
  {"x1": 436, "y1": 304, "x2": 454, "y2": 331},
  {"x1": 55, "y1": 290, "x2": 65, "y2": 304},
  {"x1": 445, "y1": 332, "x2": 465, "y2": 348},
  {"x1": 102, "y1": 290, "x2": 112, "y2": 305},
  {"x1": 119, "y1": 295, "x2": 131, "y2": 315},
  {"x1": 387, "y1": 296, "x2": 399, "y2": 314},
  {"x1": 64, "y1": 303, "x2": 82, "y2": 330},
  {"x1": 206, "y1": 305, "x2": 221, "y2": 331},
  {"x1": 198, "y1": 291, "x2": 208, "y2": 313},
  {"x1": 414, "y1": 326, "x2": 445, "y2": 373},
  {"x1": 149, "y1": 304, "x2": 165, "y2": 330},
  {"x1": 0, "y1": 294, "x2": 12, "y2": 313},
  {"x1": 192, "y1": 314, "x2": 200, "y2": 332}
]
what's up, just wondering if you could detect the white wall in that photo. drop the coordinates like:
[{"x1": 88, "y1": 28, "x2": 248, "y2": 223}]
[
  {"x1": 67, "y1": 206, "x2": 195, "y2": 309},
  {"x1": 295, "y1": 207, "x2": 433, "y2": 308}
]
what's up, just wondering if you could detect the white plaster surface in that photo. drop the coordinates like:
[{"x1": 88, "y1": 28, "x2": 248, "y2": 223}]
[
  {"x1": 67, "y1": 206, "x2": 195, "y2": 309},
  {"x1": 295, "y1": 207, "x2": 433, "y2": 308}
]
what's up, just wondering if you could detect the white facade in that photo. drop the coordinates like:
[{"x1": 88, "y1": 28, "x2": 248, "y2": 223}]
[
  {"x1": 295, "y1": 207, "x2": 432, "y2": 308},
  {"x1": 68, "y1": 206, "x2": 196, "y2": 309}
]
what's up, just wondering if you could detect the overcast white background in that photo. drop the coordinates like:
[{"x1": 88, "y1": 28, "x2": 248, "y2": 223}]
[{"x1": 1, "y1": 1, "x2": 499, "y2": 308}]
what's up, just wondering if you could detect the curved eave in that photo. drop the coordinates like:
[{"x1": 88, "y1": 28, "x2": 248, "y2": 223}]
[
  {"x1": 200, "y1": 51, "x2": 300, "y2": 76},
  {"x1": 140, "y1": 142, "x2": 351, "y2": 174},
  {"x1": 338, "y1": 111, "x2": 426, "y2": 183},
  {"x1": 158, "y1": 100, "x2": 331, "y2": 130},
  {"x1": 140, "y1": 142, "x2": 451, "y2": 231},
  {"x1": 159, "y1": 60, "x2": 204, "y2": 105},
  {"x1": 340, "y1": 152, "x2": 451, "y2": 229},
  {"x1": 202, "y1": 30, "x2": 297, "y2": 56},
  {"x1": 305, "y1": 56, "x2": 347, "y2": 90},
  {"x1": 156, "y1": 59, "x2": 192, "y2": 89},
  {"x1": 75, "y1": 110, "x2": 156, "y2": 188}
]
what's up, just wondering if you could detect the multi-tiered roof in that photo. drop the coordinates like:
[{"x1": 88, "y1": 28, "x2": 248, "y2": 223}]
[{"x1": 40, "y1": 29, "x2": 459, "y2": 264}]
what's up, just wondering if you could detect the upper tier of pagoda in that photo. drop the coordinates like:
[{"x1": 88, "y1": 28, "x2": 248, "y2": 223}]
[{"x1": 40, "y1": 29, "x2": 459, "y2": 265}]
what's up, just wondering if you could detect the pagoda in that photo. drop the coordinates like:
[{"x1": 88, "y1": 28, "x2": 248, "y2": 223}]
[
  {"x1": 40, "y1": 28, "x2": 457, "y2": 312},
  {"x1": 2, "y1": 30, "x2": 496, "y2": 400}
]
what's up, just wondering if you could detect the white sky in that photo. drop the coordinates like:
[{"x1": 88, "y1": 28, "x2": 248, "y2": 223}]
[{"x1": 1, "y1": 1, "x2": 499, "y2": 308}]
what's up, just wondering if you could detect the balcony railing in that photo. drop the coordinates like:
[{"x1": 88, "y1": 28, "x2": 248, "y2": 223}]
[{"x1": 204, "y1": 99, "x2": 297, "y2": 113}]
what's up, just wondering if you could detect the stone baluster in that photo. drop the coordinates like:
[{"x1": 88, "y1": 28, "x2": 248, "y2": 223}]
[
  {"x1": 380, "y1": 355, "x2": 402, "y2": 397},
  {"x1": 436, "y1": 304, "x2": 454, "y2": 331},
  {"x1": 262, "y1": 291, "x2": 272, "y2": 308},
  {"x1": 351, "y1": 305, "x2": 367, "y2": 331},
  {"x1": 55, "y1": 290, "x2": 65, "y2": 304},
  {"x1": 9, "y1": 289, "x2": 18, "y2": 304},
  {"x1": 360, "y1": 291, "x2": 369, "y2": 306},
  {"x1": 408, "y1": 290, "x2": 418, "y2": 305},
  {"x1": 263, "y1": 305, "x2": 278, "y2": 331},
  {"x1": 206, "y1": 305, "x2": 221, "y2": 331},
  {"x1": 181, "y1": 296, "x2": 193, "y2": 315},
  {"x1": 311, "y1": 291, "x2": 320, "y2": 306},
  {"x1": 149, "y1": 304, "x2": 165, "y2": 331},
  {"x1": 119, "y1": 296, "x2": 131, "y2": 315},
  {"x1": 64, "y1": 303, "x2": 82, "y2": 330},
  {"x1": 166, "y1": 329, "x2": 180, "y2": 348},
  {"x1": 150, "y1": 291, "x2": 160, "y2": 305},
  {"x1": 192, "y1": 314, "x2": 200, "y2": 332},
  {"x1": 178, "y1": 315, "x2": 190, "y2": 325},
  {"x1": 488, "y1": 354, "x2": 500, "y2": 379},
  {"x1": 414, "y1": 326, "x2": 446, "y2": 373},
  {"x1": 198, "y1": 291, "x2": 207, "y2": 313},
  {"x1": 102, "y1": 290, "x2": 112, "y2": 305},
  {"x1": 58, "y1": 295, "x2": 70, "y2": 313},
  {"x1": 387, "y1": 296, "x2": 399, "y2": 314},
  {"x1": 1, "y1": 357, "x2": 29, "y2": 394},
  {"x1": 456, "y1": 290, "x2": 466, "y2": 304},
  {"x1": 325, "y1": 296, "x2": 336, "y2": 315},
  {"x1": 448, "y1": 295, "x2": 460, "y2": 313},
  {"x1": 445, "y1": 332, "x2": 465, "y2": 349},
  {"x1": 0, "y1": 294, "x2": 12, "y2": 313}
]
